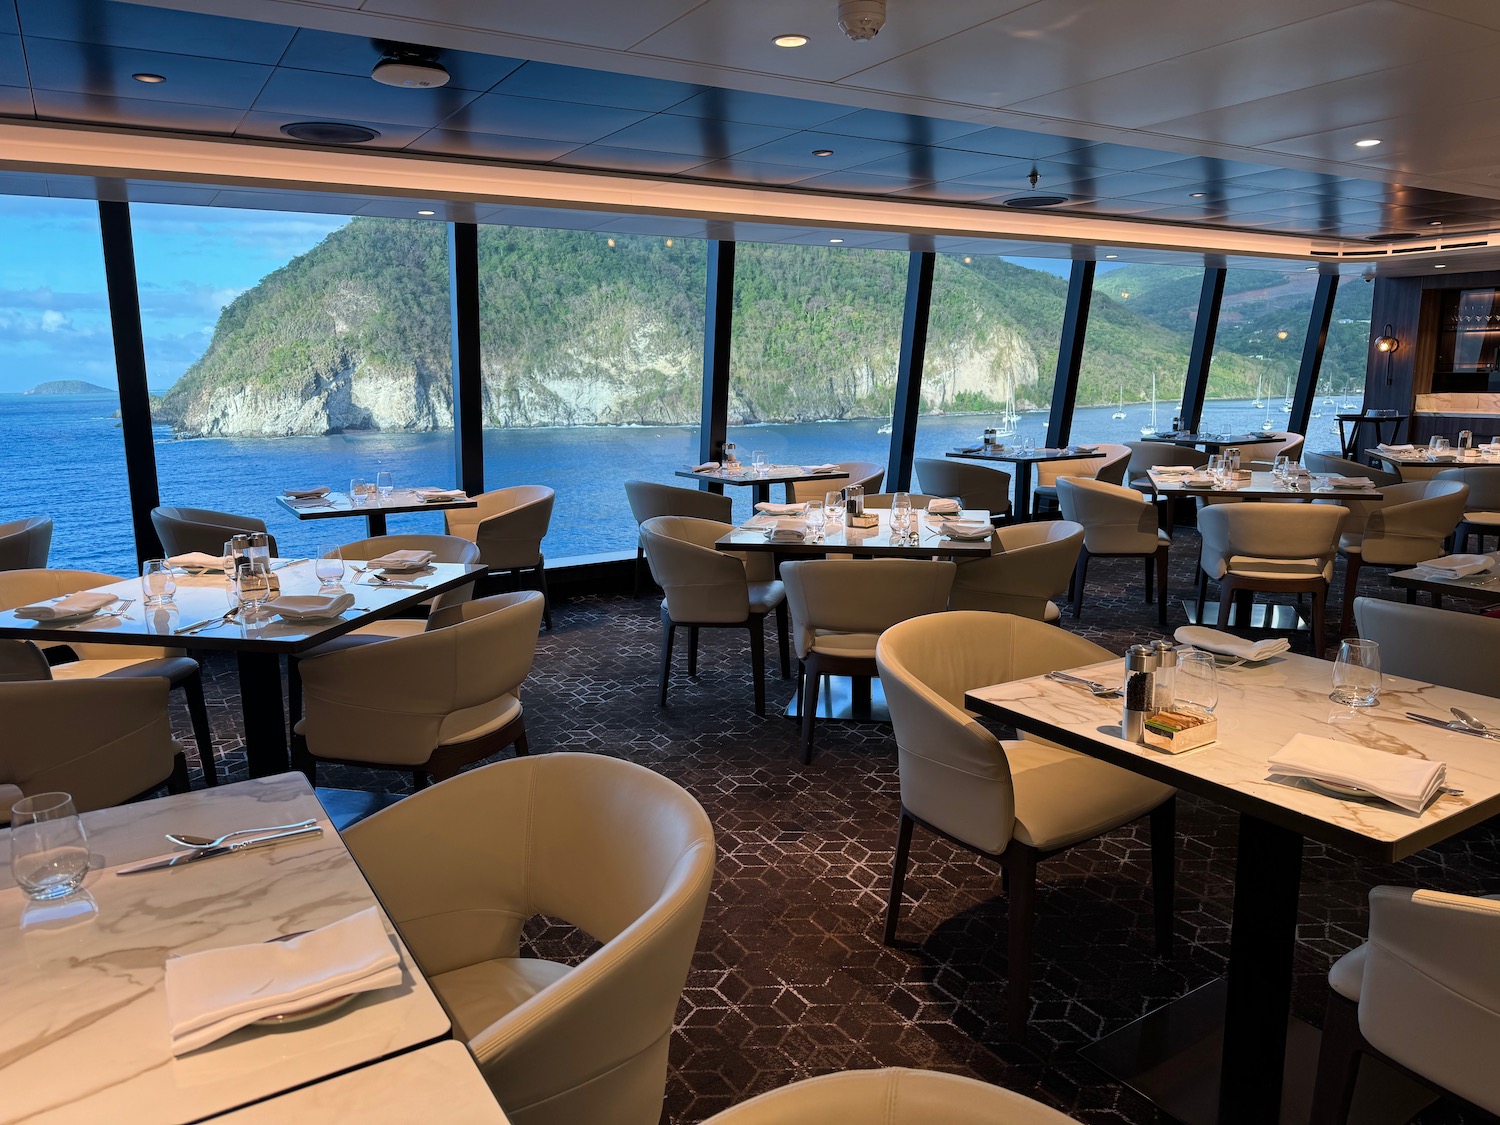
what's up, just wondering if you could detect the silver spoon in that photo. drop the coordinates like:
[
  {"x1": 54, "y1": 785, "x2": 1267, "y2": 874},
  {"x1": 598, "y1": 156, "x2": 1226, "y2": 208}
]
[
  {"x1": 166, "y1": 818, "x2": 318, "y2": 849},
  {"x1": 1451, "y1": 707, "x2": 1496, "y2": 733}
]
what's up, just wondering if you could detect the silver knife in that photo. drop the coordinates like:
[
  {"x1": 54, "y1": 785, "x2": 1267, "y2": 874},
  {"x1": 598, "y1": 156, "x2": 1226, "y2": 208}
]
[
  {"x1": 115, "y1": 825, "x2": 323, "y2": 874},
  {"x1": 1406, "y1": 712, "x2": 1500, "y2": 740}
]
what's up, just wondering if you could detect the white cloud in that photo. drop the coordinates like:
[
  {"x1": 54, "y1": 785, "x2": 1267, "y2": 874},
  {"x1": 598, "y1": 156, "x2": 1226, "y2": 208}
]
[{"x1": 40, "y1": 309, "x2": 68, "y2": 332}]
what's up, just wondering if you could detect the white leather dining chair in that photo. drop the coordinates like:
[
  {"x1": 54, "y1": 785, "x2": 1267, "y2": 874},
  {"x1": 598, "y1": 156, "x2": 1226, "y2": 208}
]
[
  {"x1": 1032, "y1": 442, "x2": 1130, "y2": 514},
  {"x1": 914, "y1": 457, "x2": 1012, "y2": 522},
  {"x1": 947, "y1": 521, "x2": 1084, "y2": 623},
  {"x1": 1435, "y1": 465, "x2": 1500, "y2": 552},
  {"x1": 1337, "y1": 478, "x2": 1468, "y2": 634},
  {"x1": 445, "y1": 485, "x2": 555, "y2": 628},
  {"x1": 1352, "y1": 596, "x2": 1500, "y2": 696},
  {"x1": 152, "y1": 506, "x2": 276, "y2": 557},
  {"x1": 0, "y1": 517, "x2": 52, "y2": 572},
  {"x1": 624, "y1": 480, "x2": 732, "y2": 594},
  {"x1": 788, "y1": 461, "x2": 884, "y2": 504},
  {"x1": 1057, "y1": 476, "x2": 1171, "y2": 625}
]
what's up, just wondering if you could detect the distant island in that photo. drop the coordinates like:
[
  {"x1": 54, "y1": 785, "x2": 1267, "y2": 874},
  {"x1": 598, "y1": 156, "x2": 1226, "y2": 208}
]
[{"x1": 25, "y1": 380, "x2": 113, "y2": 395}]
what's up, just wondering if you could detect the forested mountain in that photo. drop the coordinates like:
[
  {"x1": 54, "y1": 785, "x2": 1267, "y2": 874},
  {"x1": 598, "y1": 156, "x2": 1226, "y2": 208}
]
[{"x1": 159, "y1": 219, "x2": 1282, "y2": 437}]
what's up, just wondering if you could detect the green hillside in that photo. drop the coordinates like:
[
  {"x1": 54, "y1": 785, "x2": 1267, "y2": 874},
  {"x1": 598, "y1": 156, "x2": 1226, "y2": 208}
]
[{"x1": 160, "y1": 218, "x2": 1276, "y2": 437}]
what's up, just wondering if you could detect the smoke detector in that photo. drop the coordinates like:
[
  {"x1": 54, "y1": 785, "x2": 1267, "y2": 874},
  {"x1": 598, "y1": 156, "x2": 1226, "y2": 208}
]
[
  {"x1": 371, "y1": 51, "x2": 450, "y2": 89},
  {"x1": 838, "y1": 0, "x2": 886, "y2": 41}
]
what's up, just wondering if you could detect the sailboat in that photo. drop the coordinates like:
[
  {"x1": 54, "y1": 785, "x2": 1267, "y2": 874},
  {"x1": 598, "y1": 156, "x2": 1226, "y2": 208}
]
[
  {"x1": 1280, "y1": 376, "x2": 1293, "y2": 414},
  {"x1": 1139, "y1": 371, "x2": 1160, "y2": 436},
  {"x1": 1111, "y1": 385, "x2": 1127, "y2": 420},
  {"x1": 1251, "y1": 376, "x2": 1264, "y2": 409}
]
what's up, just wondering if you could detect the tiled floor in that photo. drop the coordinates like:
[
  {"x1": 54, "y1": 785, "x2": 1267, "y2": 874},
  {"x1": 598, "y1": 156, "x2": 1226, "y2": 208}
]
[{"x1": 174, "y1": 530, "x2": 1496, "y2": 1123}]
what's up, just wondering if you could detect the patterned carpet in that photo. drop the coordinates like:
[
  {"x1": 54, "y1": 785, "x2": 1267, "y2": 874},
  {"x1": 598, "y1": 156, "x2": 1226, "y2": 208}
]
[{"x1": 173, "y1": 529, "x2": 1496, "y2": 1123}]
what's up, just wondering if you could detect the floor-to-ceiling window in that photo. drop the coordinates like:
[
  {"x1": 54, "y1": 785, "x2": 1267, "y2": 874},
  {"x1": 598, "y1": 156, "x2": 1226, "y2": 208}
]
[
  {"x1": 1203, "y1": 268, "x2": 1316, "y2": 437},
  {"x1": 477, "y1": 228, "x2": 705, "y2": 559},
  {"x1": 0, "y1": 196, "x2": 135, "y2": 573},
  {"x1": 725, "y1": 241, "x2": 903, "y2": 521},
  {"x1": 1316, "y1": 275, "x2": 1376, "y2": 442},
  {"x1": 134, "y1": 208, "x2": 457, "y2": 558},
  {"x1": 910, "y1": 253, "x2": 1070, "y2": 495}
]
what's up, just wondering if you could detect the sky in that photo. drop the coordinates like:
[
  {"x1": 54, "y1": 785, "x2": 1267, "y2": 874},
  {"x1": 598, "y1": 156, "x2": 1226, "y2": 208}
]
[{"x1": 0, "y1": 196, "x2": 347, "y2": 395}]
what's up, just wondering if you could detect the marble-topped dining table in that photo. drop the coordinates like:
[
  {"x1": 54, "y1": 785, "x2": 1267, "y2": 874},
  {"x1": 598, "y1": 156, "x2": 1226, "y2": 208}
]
[
  {"x1": 966, "y1": 653, "x2": 1500, "y2": 1125},
  {"x1": 673, "y1": 463, "x2": 850, "y2": 505},
  {"x1": 275, "y1": 488, "x2": 477, "y2": 537},
  {"x1": 1388, "y1": 561, "x2": 1500, "y2": 607},
  {"x1": 1146, "y1": 468, "x2": 1388, "y2": 502},
  {"x1": 715, "y1": 507, "x2": 995, "y2": 559},
  {"x1": 0, "y1": 774, "x2": 451, "y2": 1125}
]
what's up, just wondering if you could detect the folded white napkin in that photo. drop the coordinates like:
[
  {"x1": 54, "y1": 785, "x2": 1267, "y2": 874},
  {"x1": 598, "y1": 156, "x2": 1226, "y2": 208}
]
[
  {"x1": 691, "y1": 461, "x2": 720, "y2": 472},
  {"x1": 369, "y1": 549, "x2": 436, "y2": 571},
  {"x1": 1151, "y1": 465, "x2": 1196, "y2": 476},
  {"x1": 413, "y1": 488, "x2": 466, "y2": 502},
  {"x1": 1322, "y1": 475, "x2": 1375, "y2": 489},
  {"x1": 166, "y1": 906, "x2": 402, "y2": 1055},
  {"x1": 937, "y1": 519, "x2": 993, "y2": 540},
  {"x1": 285, "y1": 496, "x2": 332, "y2": 508},
  {"x1": 1377, "y1": 443, "x2": 1415, "y2": 453},
  {"x1": 1268, "y1": 734, "x2": 1446, "y2": 814},
  {"x1": 13, "y1": 592, "x2": 118, "y2": 620},
  {"x1": 263, "y1": 592, "x2": 357, "y2": 621},
  {"x1": 1184, "y1": 473, "x2": 1215, "y2": 486},
  {"x1": 169, "y1": 552, "x2": 229, "y2": 571},
  {"x1": 1414, "y1": 553, "x2": 1496, "y2": 579},
  {"x1": 755, "y1": 501, "x2": 808, "y2": 515},
  {"x1": 803, "y1": 464, "x2": 841, "y2": 473},
  {"x1": 926, "y1": 497, "x2": 961, "y2": 514},
  {"x1": 1174, "y1": 626, "x2": 1290, "y2": 661},
  {"x1": 769, "y1": 518, "x2": 809, "y2": 542},
  {"x1": 284, "y1": 486, "x2": 330, "y2": 499}
]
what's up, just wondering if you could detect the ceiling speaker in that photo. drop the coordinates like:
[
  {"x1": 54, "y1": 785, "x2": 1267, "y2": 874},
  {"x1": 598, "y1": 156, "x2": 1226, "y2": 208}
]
[
  {"x1": 280, "y1": 121, "x2": 381, "y2": 144},
  {"x1": 371, "y1": 58, "x2": 450, "y2": 88}
]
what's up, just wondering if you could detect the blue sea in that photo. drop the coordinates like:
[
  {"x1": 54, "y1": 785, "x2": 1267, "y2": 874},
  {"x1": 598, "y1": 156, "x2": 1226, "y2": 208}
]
[{"x1": 0, "y1": 392, "x2": 1356, "y2": 575}]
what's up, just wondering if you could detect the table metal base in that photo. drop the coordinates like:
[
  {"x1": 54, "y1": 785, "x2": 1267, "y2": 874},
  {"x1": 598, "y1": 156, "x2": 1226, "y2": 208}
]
[
  {"x1": 1183, "y1": 598, "x2": 1309, "y2": 632},
  {"x1": 783, "y1": 676, "x2": 890, "y2": 722},
  {"x1": 1080, "y1": 979, "x2": 1435, "y2": 1125}
]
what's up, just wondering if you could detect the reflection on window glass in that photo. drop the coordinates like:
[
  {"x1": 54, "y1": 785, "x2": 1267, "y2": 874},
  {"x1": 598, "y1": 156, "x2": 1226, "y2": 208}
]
[
  {"x1": 134, "y1": 208, "x2": 456, "y2": 557},
  {"x1": 1321, "y1": 275, "x2": 1374, "y2": 411},
  {"x1": 0, "y1": 196, "x2": 135, "y2": 573},
  {"x1": 725, "y1": 242, "x2": 904, "y2": 521},
  {"x1": 913, "y1": 255, "x2": 1069, "y2": 480},
  {"x1": 1203, "y1": 268, "x2": 1315, "y2": 437},
  {"x1": 477, "y1": 228, "x2": 705, "y2": 560}
]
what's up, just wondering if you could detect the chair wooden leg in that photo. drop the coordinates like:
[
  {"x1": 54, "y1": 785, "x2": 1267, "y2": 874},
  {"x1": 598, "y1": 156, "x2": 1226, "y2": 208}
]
[
  {"x1": 883, "y1": 808, "x2": 916, "y2": 944},
  {"x1": 511, "y1": 724, "x2": 529, "y2": 757},
  {"x1": 534, "y1": 563, "x2": 552, "y2": 630},
  {"x1": 1340, "y1": 553, "x2": 1362, "y2": 637},
  {"x1": 800, "y1": 656, "x2": 822, "y2": 764},
  {"x1": 687, "y1": 627, "x2": 700, "y2": 678},
  {"x1": 749, "y1": 615, "x2": 767, "y2": 718},
  {"x1": 1218, "y1": 576, "x2": 1237, "y2": 629},
  {"x1": 167, "y1": 750, "x2": 191, "y2": 795},
  {"x1": 775, "y1": 600, "x2": 790, "y2": 679},
  {"x1": 658, "y1": 610, "x2": 676, "y2": 708},
  {"x1": 1072, "y1": 551, "x2": 1089, "y2": 620},
  {"x1": 633, "y1": 547, "x2": 644, "y2": 597},
  {"x1": 179, "y1": 670, "x2": 218, "y2": 787},
  {"x1": 1196, "y1": 567, "x2": 1210, "y2": 622},
  {"x1": 1003, "y1": 844, "x2": 1039, "y2": 1038},
  {"x1": 1156, "y1": 547, "x2": 1170, "y2": 627},
  {"x1": 1144, "y1": 553, "x2": 1155, "y2": 604},
  {"x1": 1150, "y1": 796, "x2": 1176, "y2": 958},
  {"x1": 1310, "y1": 992, "x2": 1365, "y2": 1125}
]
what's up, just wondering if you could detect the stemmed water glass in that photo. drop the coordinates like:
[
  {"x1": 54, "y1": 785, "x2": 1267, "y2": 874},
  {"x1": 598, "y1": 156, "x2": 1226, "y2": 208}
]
[
  {"x1": 314, "y1": 545, "x2": 344, "y2": 587},
  {"x1": 1330, "y1": 639, "x2": 1381, "y2": 707},
  {"x1": 824, "y1": 489, "x2": 846, "y2": 528},
  {"x1": 889, "y1": 491, "x2": 913, "y2": 544},
  {"x1": 10, "y1": 793, "x2": 90, "y2": 901},
  {"x1": 751, "y1": 450, "x2": 768, "y2": 478},
  {"x1": 349, "y1": 477, "x2": 369, "y2": 506},
  {"x1": 805, "y1": 500, "x2": 825, "y2": 542}
]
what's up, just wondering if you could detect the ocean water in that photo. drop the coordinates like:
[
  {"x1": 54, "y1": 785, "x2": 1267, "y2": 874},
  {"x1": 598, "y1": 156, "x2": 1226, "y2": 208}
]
[{"x1": 0, "y1": 392, "x2": 1358, "y2": 575}]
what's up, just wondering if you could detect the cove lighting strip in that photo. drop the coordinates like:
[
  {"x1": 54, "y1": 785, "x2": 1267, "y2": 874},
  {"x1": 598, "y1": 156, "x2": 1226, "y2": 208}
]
[{"x1": 0, "y1": 119, "x2": 1426, "y2": 262}]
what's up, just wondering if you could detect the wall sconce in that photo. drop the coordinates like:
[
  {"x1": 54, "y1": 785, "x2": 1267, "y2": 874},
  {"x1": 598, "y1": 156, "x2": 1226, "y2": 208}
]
[{"x1": 1374, "y1": 323, "x2": 1400, "y2": 386}]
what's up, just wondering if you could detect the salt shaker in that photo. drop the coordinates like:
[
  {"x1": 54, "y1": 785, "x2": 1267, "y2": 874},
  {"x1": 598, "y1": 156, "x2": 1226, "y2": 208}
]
[
  {"x1": 1151, "y1": 640, "x2": 1177, "y2": 713},
  {"x1": 1122, "y1": 645, "x2": 1158, "y2": 743}
]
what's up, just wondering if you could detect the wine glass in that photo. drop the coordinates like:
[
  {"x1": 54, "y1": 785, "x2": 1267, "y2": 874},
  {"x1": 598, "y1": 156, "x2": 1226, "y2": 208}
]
[
  {"x1": 1021, "y1": 432, "x2": 1036, "y2": 453},
  {"x1": 1207, "y1": 454, "x2": 1225, "y2": 483},
  {"x1": 752, "y1": 450, "x2": 768, "y2": 478},
  {"x1": 10, "y1": 793, "x2": 90, "y2": 901},
  {"x1": 376, "y1": 470, "x2": 394, "y2": 498},
  {"x1": 314, "y1": 545, "x2": 344, "y2": 587},
  {"x1": 1176, "y1": 650, "x2": 1219, "y2": 715},
  {"x1": 349, "y1": 477, "x2": 369, "y2": 506},
  {"x1": 805, "y1": 500, "x2": 825, "y2": 542},
  {"x1": 1331, "y1": 639, "x2": 1381, "y2": 707},
  {"x1": 141, "y1": 558, "x2": 176, "y2": 606},
  {"x1": 824, "y1": 489, "x2": 846, "y2": 529},
  {"x1": 889, "y1": 491, "x2": 913, "y2": 543}
]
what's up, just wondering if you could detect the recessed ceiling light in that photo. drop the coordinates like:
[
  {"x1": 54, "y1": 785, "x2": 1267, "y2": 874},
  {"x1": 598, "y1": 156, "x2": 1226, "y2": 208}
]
[
  {"x1": 811, "y1": 149, "x2": 834, "y2": 157},
  {"x1": 1354, "y1": 138, "x2": 1382, "y2": 148},
  {"x1": 1435, "y1": 263, "x2": 1447, "y2": 268},
  {"x1": 829, "y1": 238, "x2": 844, "y2": 244},
  {"x1": 416, "y1": 209, "x2": 436, "y2": 216},
  {"x1": 1305, "y1": 266, "x2": 1317, "y2": 271},
  {"x1": 1104, "y1": 254, "x2": 1118, "y2": 259},
  {"x1": 1429, "y1": 220, "x2": 1443, "y2": 227},
  {"x1": 1189, "y1": 192, "x2": 1206, "y2": 198},
  {"x1": 132, "y1": 72, "x2": 166, "y2": 84},
  {"x1": 773, "y1": 33, "x2": 809, "y2": 47}
]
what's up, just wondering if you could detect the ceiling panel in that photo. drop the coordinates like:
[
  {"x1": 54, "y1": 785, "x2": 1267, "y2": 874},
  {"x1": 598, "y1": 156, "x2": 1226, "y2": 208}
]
[
  {"x1": 19, "y1": 0, "x2": 293, "y2": 61},
  {"x1": 276, "y1": 29, "x2": 525, "y2": 91},
  {"x1": 352, "y1": 0, "x2": 703, "y2": 51},
  {"x1": 728, "y1": 129, "x2": 911, "y2": 171},
  {"x1": 552, "y1": 143, "x2": 707, "y2": 175},
  {"x1": 592, "y1": 113, "x2": 793, "y2": 160},
  {"x1": 24, "y1": 38, "x2": 272, "y2": 106},
  {"x1": 437, "y1": 92, "x2": 648, "y2": 143},
  {"x1": 491, "y1": 60, "x2": 702, "y2": 111},
  {"x1": 842, "y1": 146, "x2": 1015, "y2": 182},
  {"x1": 666, "y1": 87, "x2": 852, "y2": 130},
  {"x1": 0, "y1": 83, "x2": 30, "y2": 116},
  {"x1": 251, "y1": 68, "x2": 485, "y2": 127},
  {"x1": 793, "y1": 169, "x2": 932, "y2": 196},
  {"x1": 234, "y1": 109, "x2": 429, "y2": 148},
  {"x1": 0, "y1": 32, "x2": 22, "y2": 84},
  {"x1": 407, "y1": 127, "x2": 580, "y2": 162},
  {"x1": 0, "y1": 2, "x2": 16, "y2": 36},
  {"x1": 683, "y1": 157, "x2": 822, "y2": 187},
  {"x1": 31, "y1": 88, "x2": 246, "y2": 131}
]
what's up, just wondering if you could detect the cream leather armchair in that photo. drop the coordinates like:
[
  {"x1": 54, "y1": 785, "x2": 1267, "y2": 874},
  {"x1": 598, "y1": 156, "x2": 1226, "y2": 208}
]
[
  {"x1": 152, "y1": 506, "x2": 276, "y2": 557},
  {"x1": 1238, "y1": 430, "x2": 1305, "y2": 466},
  {"x1": 876, "y1": 612, "x2": 1176, "y2": 1036},
  {"x1": 1435, "y1": 465, "x2": 1500, "y2": 552},
  {"x1": 780, "y1": 558, "x2": 955, "y2": 763},
  {"x1": 1311, "y1": 887, "x2": 1500, "y2": 1123},
  {"x1": 914, "y1": 456, "x2": 1012, "y2": 522},
  {"x1": 0, "y1": 678, "x2": 184, "y2": 823},
  {"x1": 0, "y1": 517, "x2": 52, "y2": 571},
  {"x1": 1352, "y1": 597, "x2": 1500, "y2": 695},
  {"x1": 789, "y1": 461, "x2": 883, "y2": 503},
  {"x1": 325, "y1": 533, "x2": 482, "y2": 640},
  {"x1": 861, "y1": 492, "x2": 943, "y2": 509},
  {"x1": 640, "y1": 515, "x2": 788, "y2": 717},
  {"x1": 0, "y1": 569, "x2": 218, "y2": 785},
  {"x1": 295, "y1": 591, "x2": 544, "y2": 787},
  {"x1": 948, "y1": 521, "x2": 1084, "y2": 623},
  {"x1": 624, "y1": 480, "x2": 732, "y2": 594},
  {"x1": 1337, "y1": 478, "x2": 1468, "y2": 634},
  {"x1": 1057, "y1": 477, "x2": 1170, "y2": 625},
  {"x1": 445, "y1": 485, "x2": 555, "y2": 629},
  {"x1": 701, "y1": 1068, "x2": 1077, "y2": 1124},
  {"x1": 1197, "y1": 503, "x2": 1347, "y2": 657},
  {"x1": 1303, "y1": 451, "x2": 1399, "y2": 487},
  {"x1": 1033, "y1": 442, "x2": 1129, "y2": 513},
  {"x1": 343, "y1": 753, "x2": 715, "y2": 1125},
  {"x1": 1126, "y1": 443, "x2": 1206, "y2": 533}
]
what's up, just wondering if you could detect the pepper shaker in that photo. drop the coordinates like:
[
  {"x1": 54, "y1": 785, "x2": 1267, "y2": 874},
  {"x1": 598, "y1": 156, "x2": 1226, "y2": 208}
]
[{"x1": 1122, "y1": 645, "x2": 1158, "y2": 743}]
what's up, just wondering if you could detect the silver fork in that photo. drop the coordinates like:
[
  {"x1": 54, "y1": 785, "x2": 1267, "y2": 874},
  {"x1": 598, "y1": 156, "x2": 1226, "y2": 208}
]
[
  {"x1": 179, "y1": 606, "x2": 240, "y2": 635},
  {"x1": 65, "y1": 598, "x2": 134, "y2": 627},
  {"x1": 1045, "y1": 670, "x2": 1122, "y2": 698}
]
